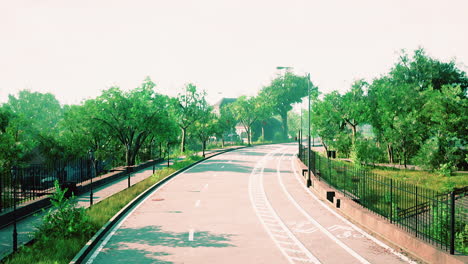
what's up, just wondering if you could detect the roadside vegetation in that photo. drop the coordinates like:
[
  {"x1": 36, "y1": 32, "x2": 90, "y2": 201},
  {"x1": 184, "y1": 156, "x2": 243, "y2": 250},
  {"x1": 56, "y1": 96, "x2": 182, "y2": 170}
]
[
  {"x1": 1, "y1": 155, "x2": 202, "y2": 264},
  {"x1": 370, "y1": 167, "x2": 468, "y2": 192},
  {"x1": 301, "y1": 48, "x2": 467, "y2": 182}
]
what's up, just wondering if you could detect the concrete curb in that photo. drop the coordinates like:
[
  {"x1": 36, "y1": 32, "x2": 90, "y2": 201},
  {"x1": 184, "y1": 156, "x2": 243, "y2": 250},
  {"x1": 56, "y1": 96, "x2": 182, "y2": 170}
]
[
  {"x1": 70, "y1": 146, "x2": 245, "y2": 264},
  {"x1": 295, "y1": 156, "x2": 468, "y2": 264}
]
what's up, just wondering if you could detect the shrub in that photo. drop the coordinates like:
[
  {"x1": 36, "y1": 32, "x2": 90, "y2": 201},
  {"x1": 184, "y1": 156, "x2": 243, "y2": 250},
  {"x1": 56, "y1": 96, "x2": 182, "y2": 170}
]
[{"x1": 35, "y1": 181, "x2": 93, "y2": 240}]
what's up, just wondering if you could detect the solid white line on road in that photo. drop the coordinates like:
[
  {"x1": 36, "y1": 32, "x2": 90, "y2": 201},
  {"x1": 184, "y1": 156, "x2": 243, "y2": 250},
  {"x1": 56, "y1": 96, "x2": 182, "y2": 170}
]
[
  {"x1": 195, "y1": 200, "x2": 201, "y2": 207},
  {"x1": 289, "y1": 148, "x2": 416, "y2": 264},
  {"x1": 188, "y1": 229, "x2": 194, "y2": 241},
  {"x1": 276, "y1": 153, "x2": 371, "y2": 264}
]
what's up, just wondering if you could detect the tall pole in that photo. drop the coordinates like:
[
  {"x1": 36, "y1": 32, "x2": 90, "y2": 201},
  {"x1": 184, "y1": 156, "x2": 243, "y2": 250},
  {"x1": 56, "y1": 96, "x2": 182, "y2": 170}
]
[
  {"x1": 298, "y1": 108, "x2": 301, "y2": 159},
  {"x1": 307, "y1": 73, "x2": 312, "y2": 188}
]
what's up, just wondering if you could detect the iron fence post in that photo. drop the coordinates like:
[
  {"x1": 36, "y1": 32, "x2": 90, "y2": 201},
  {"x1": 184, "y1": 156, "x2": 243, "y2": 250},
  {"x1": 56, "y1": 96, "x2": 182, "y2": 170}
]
[
  {"x1": 343, "y1": 165, "x2": 346, "y2": 196},
  {"x1": 88, "y1": 150, "x2": 94, "y2": 206},
  {"x1": 415, "y1": 186, "x2": 418, "y2": 237},
  {"x1": 390, "y1": 178, "x2": 393, "y2": 223},
  {"x1": 0, "y1": 175, "x2": 3, "y2": 212},
  {"x1": 298, "y1": 130, "x2": 301, "y2": 160},
  {"x1": 450, "y1": 190, "x2": 455, "y2": 255},
  {"x1": 11, "y1": 166, "x2": 18, "y2": 252}
]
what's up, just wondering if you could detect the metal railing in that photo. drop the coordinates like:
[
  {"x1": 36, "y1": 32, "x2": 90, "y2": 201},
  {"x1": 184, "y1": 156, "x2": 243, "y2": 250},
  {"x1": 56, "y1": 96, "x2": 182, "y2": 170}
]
[
  {"x1": 0, "y1": 158, "x2": 112, "y2": 213},
  {"x1": 299, "y1": 145, "x2": 468, "y2": 255}
]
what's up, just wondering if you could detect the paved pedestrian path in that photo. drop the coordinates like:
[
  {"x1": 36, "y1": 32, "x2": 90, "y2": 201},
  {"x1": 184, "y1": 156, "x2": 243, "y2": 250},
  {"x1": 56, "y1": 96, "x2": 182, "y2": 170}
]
[{"x1": 0, "y1": 147, "x2": 239, "y2": 261}]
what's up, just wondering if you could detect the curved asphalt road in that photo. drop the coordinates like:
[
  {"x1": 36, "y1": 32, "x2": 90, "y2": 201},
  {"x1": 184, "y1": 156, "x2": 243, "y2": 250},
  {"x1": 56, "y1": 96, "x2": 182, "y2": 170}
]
[{"x1": 84, "y1": 144, "x2": 415, "y2": 264}]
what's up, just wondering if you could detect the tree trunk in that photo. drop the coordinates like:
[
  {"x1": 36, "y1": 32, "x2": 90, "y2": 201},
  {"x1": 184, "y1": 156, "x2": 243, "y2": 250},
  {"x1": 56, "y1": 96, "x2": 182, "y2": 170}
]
[
  {"x1": 202, "y1": 140, "x2": 206, "y2": 157},
  {"x1": 280, "y1": 112, "x2": 288, "y2": 140},
  {"x1": 321, "y1": 138, "x2": 328, "y2": 153},
  {"x1": 180, "y1": 127, "x2": 187, "y2": 153},
  {"x1": 167, "y1": 142, "x2": 170, "y2": 167},
  {"x1": 159, "y1": 142, "x2": 162, "y2": 158},
  {"x1": 387, "y1": 144, "x2": 394, "y2": 164},
  {"x1": 125, "y1": 145, "x2": 131, "y2": 166},
  {"x1": 351, "y1": 124, "x2": 357, "y2": 144},
  {"x1": 221, "y1": 138, "x2": 225, "y2": 148},
  {"x1": 247, "y1": 127, "x2": 251, "y2": 146},
  {"x1": 261, "y1": 126, "x2": 265, "y2": 142}
]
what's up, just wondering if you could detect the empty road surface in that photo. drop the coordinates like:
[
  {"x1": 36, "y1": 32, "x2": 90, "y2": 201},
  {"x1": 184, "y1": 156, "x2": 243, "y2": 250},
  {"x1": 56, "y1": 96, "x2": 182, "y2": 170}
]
[{"x1": 84, "y1": 144, "x2": 415, "y2": 264}]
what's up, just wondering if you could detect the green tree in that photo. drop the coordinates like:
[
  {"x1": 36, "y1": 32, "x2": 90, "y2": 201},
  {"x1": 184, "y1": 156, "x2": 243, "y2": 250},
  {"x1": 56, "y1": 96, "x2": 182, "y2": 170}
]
[
  {"x1": 228, "y1": 96, "x2": 261, "y2": 146},
  {"x1": 414, "y1": 84, "x2": 468, "y2": 172},
  {"x1": 367, "y1": 49, "x2": 468, "y2": 167},
  {"x1": 174, "y1": 84, "x2": 206, "y2": 153},
  {"x1": 4, "y1": 90, "x2": 64, "y2": 163},
  {"x1": 310, "y1": 92, "x2": 348, "y2": 154},
  {"x1": 0, "y1": 107, "x2": 18, "y2": 170},
  {"x1": 340, "y1": 80, "x2": 369, "y2": 143},
  {"x1": 193, "y1": 112, "x2": 217, "y2": 157},
  {"x1": 58, "y1": 100, "x2": 113, "y2": 160},
  {"x1": 213, "y1": 105, "x2": 236, "y2": 147},
  {"x1": 391, "y1": 48, "x2": 468, "y2": 93},
  {"x1": 259, "y1": 72, "x2": 316, "y2": 140},
  {"x1": 91, "y1": 78, "x2": 170, "y2": 166}
]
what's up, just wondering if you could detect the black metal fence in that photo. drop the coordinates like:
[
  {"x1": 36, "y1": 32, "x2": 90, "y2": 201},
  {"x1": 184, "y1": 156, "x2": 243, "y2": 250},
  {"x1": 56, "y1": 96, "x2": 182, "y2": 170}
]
[
  {"x1": 0, "y1": 157, "x2": 112, "y2": 213},
  {"x1": 299, "y1": 145, "x2": 468, "y2": 255}
]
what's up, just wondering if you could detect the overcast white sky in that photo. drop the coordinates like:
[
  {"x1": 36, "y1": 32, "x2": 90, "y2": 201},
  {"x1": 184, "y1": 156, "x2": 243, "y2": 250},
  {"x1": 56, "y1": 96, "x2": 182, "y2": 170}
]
[{"x1": 1, "y1": 0, "x2": 467, "y2": 105}]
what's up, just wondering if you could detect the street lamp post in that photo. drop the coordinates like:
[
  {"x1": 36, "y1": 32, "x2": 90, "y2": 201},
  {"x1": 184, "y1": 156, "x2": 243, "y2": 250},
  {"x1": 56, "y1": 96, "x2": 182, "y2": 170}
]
[
  {"x1": 298, "y1": 108, "x2": 303, "y2": 159},
  {"x1": 306, "y1": 73, "x2": 312, "y2": 188},
  {"x1": 88, "y1": 150, "x2": 94, "y2": 206},
  {"x1": 11, "y1": 166, "x2": 18, "y2": 252},
  {"x1": 276, "y1": 66, "x2": 312, "y2": 187}
]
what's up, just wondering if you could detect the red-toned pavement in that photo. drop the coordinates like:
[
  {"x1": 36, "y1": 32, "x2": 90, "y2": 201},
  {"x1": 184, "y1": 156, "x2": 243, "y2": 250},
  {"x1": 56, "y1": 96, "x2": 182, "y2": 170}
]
[{"x1": 85, "y1": 144, "x2": 416, "y2": 264}]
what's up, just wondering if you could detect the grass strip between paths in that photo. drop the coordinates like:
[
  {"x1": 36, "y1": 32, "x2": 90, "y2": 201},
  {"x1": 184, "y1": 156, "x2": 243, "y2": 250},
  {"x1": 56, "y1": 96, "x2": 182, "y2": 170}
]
[{"x1": 1, "y1": 155, "x2": 203, "y2": 264}]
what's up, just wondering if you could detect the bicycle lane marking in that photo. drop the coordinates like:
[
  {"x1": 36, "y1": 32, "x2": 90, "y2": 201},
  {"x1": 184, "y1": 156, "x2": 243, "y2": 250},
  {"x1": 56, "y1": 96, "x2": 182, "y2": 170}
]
[
  {"x1": 248, "y1": 146, "x2": 321, "y2": 264},
  {"x1": 289, "y1": 148, "x2": 416, "y2": 264},
  {"x1": 276, "y1": 152, "x2": 371, "y2": 264}
]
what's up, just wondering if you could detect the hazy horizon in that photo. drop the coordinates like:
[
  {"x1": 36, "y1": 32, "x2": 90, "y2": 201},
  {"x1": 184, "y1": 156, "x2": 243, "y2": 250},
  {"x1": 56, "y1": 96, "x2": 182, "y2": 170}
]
[{"x1": 1, "y1": 0, "x2": 467, "y2": 106}]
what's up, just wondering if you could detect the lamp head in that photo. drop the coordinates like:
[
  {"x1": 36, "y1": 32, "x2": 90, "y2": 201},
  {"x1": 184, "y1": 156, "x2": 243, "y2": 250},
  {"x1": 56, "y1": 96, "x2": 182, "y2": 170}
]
[{"x1": 276, "y1": 66, "x2": 293, "y2": 70}]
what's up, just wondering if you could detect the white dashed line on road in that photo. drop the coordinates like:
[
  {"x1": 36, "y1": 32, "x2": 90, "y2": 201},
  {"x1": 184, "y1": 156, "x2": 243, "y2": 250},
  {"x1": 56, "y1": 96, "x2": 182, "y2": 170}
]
[{"x1": 188, "y1": 229, "x2": 194, "y2": 241}]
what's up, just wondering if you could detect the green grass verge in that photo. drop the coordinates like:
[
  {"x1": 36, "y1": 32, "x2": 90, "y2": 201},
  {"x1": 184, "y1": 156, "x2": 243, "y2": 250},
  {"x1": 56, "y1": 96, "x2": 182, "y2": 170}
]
[
  {"x1": 1, "y1": 155, "x2": 203, "y2": 264},
  {"x1": 369, "y1": 167, "x2": 468, "y2": 192}
]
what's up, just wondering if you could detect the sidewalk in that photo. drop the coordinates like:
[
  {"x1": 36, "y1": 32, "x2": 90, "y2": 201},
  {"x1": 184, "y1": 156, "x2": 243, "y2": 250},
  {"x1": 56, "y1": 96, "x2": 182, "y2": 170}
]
[{"x1": 0, "y1": 146, "x2": 240, "y2": 261}]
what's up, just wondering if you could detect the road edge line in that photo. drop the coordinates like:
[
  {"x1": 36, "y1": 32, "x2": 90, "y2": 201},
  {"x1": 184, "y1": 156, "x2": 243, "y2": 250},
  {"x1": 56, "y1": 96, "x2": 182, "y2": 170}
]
[{"x1": 70, "y1": 146, "x2": 245, "y2": 264}]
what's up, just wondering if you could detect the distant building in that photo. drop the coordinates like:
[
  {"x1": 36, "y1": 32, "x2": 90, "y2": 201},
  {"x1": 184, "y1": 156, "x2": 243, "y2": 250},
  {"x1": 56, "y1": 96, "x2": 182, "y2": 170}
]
[
  {"x1": 212, "y1": 98, "x2": 237, "y2": 116},
  {"x1": 211, "y1": 97, "x2": 248, "y2": 143}
]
